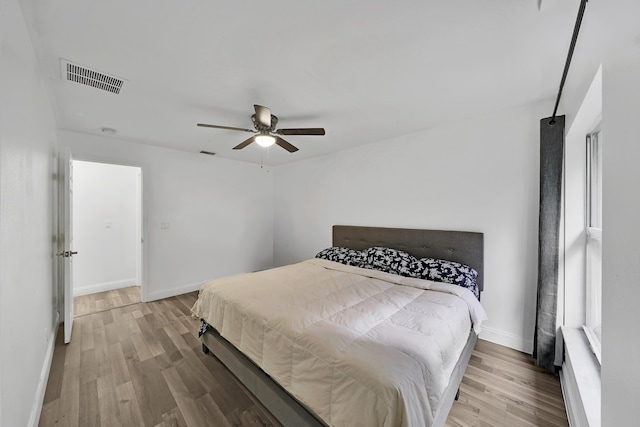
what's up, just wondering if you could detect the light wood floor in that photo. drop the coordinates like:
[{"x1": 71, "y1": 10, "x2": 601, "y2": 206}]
[
  {"x1": 447, "y1": 340, "x2": 568, "y2": 426},
  {"x1": 74, "y1": 286, "x2": 141, "y2": 317},
  {"x1": 41, "y1": 291, "x2": 568, "y2": 427}
]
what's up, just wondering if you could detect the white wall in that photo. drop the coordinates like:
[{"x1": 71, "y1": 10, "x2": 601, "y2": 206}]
[
  {"x1": 72, "y1": 161, "x2": 139, "y2": 295},
  {"x1": 59, "y1": 130, "x2": 274, "y2": 301},
  {"x1": 274, "y1": 100, "x2": 549, "y2": 353},
  {"x1": 0, "y1": 0, "x2": 59, "y2": 425},
  {"x1": 600, "y1": 52, "x2": 640, "y2": 427}
]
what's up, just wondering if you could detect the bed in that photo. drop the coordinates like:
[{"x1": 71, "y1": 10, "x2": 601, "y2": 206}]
[{"x1": 191, "y1": 225, "x2": 486, "y2": 427}]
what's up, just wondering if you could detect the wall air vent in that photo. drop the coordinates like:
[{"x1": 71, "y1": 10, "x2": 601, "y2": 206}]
[{"x1": 60, "y1": 59, "x2": 125, "y2": 94}]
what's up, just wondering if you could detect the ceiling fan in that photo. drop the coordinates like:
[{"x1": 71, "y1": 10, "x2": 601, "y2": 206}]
[{"x1": 197, "y1": 105, "x2": 325, "y2": 153}]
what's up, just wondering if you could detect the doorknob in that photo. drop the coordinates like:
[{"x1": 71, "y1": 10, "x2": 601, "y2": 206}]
[{"x1": 56, "y1": 251, "x2": 78, "y2": 257}]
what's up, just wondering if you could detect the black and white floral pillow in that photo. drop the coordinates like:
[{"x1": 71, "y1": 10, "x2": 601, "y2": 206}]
[
  {"x1": 410, "y1": 257, "x2": 480, "y2": 299},
  {"x1": 315, "y1": 247, "x2": 367, "y2": 268},
  {"x1": 364, "y1": 247, "x2": 418, "y2": 277},
  {"x1": 316, "y1": 246, "x2": 480, "y2": 299}
]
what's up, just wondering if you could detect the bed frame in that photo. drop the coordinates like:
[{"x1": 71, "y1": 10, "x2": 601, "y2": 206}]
[{"x1": 201, "y1": 225, "x2": 484, "y2": 427}]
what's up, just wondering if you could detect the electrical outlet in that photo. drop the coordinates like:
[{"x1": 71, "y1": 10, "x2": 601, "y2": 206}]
[{"x1": 160, "y1": 222, "x2": 170, "y2": 229}]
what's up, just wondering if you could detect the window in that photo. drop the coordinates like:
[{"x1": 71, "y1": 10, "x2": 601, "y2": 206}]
[{"x1": 584, "y1": 129, "x2": 602, "y2": 363}]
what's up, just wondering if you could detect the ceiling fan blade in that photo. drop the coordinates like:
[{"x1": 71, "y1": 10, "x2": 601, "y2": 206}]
[
  {"x1": 254, "y1": 104, "x2": 272, "y2": 127},
  {"x1": 233, "y1": 136, "x2": 255, "y2": 150},
  {"x1": 275, "y1": 136, "x2": 299, "y2": 153},
  {"x1": 277, "y1": 128, "x2": 325, "y2": 136},
  {"x1": 197, "y1": 123, "x2": 255, "y2": 133}
]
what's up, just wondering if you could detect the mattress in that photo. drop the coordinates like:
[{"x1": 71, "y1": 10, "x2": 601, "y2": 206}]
[{"x1": 191, "y1": 258, "x2": 487, "y2": 427}]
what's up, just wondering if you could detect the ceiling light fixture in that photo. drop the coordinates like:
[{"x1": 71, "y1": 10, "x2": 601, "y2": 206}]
[{"x1": 255, "y1": 134, "x2": 276, "y2": 147}]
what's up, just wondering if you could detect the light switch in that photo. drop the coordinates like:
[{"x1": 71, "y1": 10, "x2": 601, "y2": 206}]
[
  {"x1": 160, "y1": 222, "x2": 170, "y2": 229},
  {"x1": 105, "y1": 221, "x2": 112, "y2": 228}
]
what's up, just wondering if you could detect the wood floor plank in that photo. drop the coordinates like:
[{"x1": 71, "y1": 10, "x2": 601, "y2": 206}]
[
  {"x1": 155, "y1": 326, "x2": 184, "y2": 363},
  {"x1": 471, "y1": 350, "x2": 563, "y2": 392},
  {"x1": 447, "y1": 341, "x2": 568, "y2": 427},
  {"x1": 142, "y1": 322, "x2": 166, "y2": 358},
  {"x1": 128, "y1": 313, "x2": 144, "y2": 335},
  {"x1": 131, "y1": 332, "x2": 154, "y2": 361},
  {"x1": 42, "y1": 290, "x2": 567, "y2": 427},
  {"x1": 78, "y1": 379, "x2": 100, "y2": 427},
  {"x1": 163, "y1": 324, "x2": 191, "y2": 352},
  {"x1": 97, "y1": 373, "x2": 124, "y2": 427},
  {"x1": 154, "y1": 351, "x2": 175, "y2": 371},
  {"x1": 127, "y1": 356, "x2": 177, "y2": 426},
  {"x1": 104, "y1": 320, "x2": 120, "y2": 345},
  {"x1": 144, "y1": 311, "x2": 164, "y2": 332},
  {"x1": 74, "y1": 286, "x2": 141, "y2": 317},
  {"x1": 107, "y1": 342, "x2": 130, "y2": 387},
  {"x1": 56, "y1": 337, "x2": 80, "y2": 427},
  {"x1": 42, "y1": 330, "x2": 66, "y2": 404},
  {"x1": 162, "y1": 365, "x2": 227, "y2": 427},
  {"x1": 171, "y1": 316, "x2": 191, "y2": 335},
  {"x1": 464, "y1": 364, "x2": 567, "y2": 417},
  {"x1": 115, "y1": 381, "x2": 145, "y2": 427},
  {"x1": 120, "y1": 336, "x2": 138, "y2": 364},
  {"x1": 158, "y1": 406, "x2": 188, "y2": 427},
  {"x1": 79, "y1": 317, "x2": 95, "y2": 352},
  {"x1": 39, "y1": 400, "x2": 61, "y2": 427},
  {"x1": 196, "y1": 393, "x2": 236, "y2": 427},
  {"x1": 79, "y1": 348, "x2": 97, "y2": 385},
  {"x1": 455, "y1": 390, "x2": 508, "y2": 426}
]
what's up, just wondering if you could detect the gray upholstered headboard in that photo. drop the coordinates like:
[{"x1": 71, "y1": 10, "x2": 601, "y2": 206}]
[{"x1": 332, "y1": 225, "x2": 484, "y2": 292}]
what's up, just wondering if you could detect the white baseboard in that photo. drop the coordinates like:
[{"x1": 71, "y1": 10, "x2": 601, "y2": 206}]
[
  {"x1": 479, "y1": 325, "x2": 533, "y2": 354},
  {"x1": 74, "y1": 278, "x2": 137, "y2": 296},
  {"x1": 145, "y1": 281, "x2": 205, "y2": 302},
  {"x1": 28, "y1": 311, "x2": 59, "y2": 427}
]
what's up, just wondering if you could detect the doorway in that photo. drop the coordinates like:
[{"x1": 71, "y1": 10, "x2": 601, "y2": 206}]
[{"x1": 71, "y1": 160, "x2": 143, "y2": 317}]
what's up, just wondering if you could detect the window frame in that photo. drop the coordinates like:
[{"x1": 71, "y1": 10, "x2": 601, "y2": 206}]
[{"x1": 584, "y1": 129, "x2": 602, "y2": 364}]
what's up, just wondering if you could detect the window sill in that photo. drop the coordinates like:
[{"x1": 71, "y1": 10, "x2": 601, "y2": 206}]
[{"x1": 560, "y1": 326, "x2": 601, "y2": 427}]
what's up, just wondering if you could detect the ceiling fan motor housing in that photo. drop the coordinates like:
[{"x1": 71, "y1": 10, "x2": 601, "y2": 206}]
[{"x1": 251, "y1": 114, "x2": 278, "y2": 132}]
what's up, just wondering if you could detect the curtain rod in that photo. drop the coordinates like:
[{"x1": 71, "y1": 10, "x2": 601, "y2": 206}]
[{"x1": 550, "y1": 0, "x2": 588, "y2": 125}]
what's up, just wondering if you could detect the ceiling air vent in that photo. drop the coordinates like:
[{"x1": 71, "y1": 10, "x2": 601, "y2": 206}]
[{"x1": 60, "y1": 59, "x2": 125, "y2": 94}]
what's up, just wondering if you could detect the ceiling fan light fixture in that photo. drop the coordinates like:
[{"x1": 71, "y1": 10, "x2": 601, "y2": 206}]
[{"x1": 255, "y1": 134, "x2": 276, "y2": 147}]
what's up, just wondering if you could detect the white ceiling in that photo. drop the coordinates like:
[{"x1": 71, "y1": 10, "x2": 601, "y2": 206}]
[{"x1": 22, "y1": 0, "x2": 582, "y2": 165}]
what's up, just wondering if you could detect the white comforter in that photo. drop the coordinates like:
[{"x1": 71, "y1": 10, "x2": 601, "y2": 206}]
[{"x1": 191, "y1": 259, "x2": 487, "y2": 427}]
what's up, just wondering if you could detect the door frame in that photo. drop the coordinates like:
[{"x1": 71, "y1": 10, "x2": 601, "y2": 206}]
[
  {"x1": 65, "y1": 154, "x2": 148, "y2": 307},
  {"x1": 58, "y1": 149, "x2": 74, "y2": 343}
]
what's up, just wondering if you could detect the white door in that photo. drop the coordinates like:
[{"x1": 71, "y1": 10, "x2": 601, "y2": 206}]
[{"x1": 58, "y1": 150, "x2": 76, "y2": 343}]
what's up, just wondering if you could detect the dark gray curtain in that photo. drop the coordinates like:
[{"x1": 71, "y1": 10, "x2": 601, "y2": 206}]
[{"x1": 534, "y1": 115, "x2": 565, "y2": 373}]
